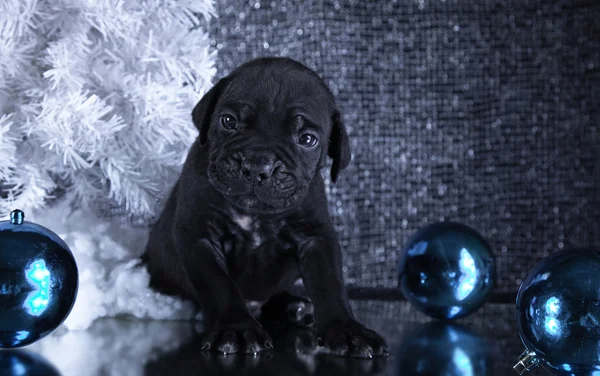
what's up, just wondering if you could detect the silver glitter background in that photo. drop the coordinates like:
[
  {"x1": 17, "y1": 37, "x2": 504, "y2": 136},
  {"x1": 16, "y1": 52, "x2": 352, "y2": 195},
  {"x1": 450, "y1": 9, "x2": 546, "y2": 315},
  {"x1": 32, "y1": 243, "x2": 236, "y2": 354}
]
[{"x1": 208, "y1": 0, "x2": 600, "y2": 295}]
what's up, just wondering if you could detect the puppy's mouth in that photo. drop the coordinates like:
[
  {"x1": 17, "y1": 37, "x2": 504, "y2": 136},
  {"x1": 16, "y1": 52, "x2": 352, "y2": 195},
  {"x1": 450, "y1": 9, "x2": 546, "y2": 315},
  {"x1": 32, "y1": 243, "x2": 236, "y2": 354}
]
[
  {"x1": 224, "y1": 187, "x2": 299, "y2": 214},
  {"x1": 233, "y1": 192, "x2": 294, "y2": 213}
]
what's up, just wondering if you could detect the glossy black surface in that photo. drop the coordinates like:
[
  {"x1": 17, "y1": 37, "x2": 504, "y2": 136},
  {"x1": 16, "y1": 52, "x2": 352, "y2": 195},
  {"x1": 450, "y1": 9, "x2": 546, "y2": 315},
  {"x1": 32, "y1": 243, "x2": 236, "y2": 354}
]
[
  {"x1": 0, "y1": 217, "x2": 78, "y2": 348},
  {"x1": 146, "y1": 323, "x2": 388, "y2": 376},
  {"x1": 516, "y1": 249, "x2": 600, "y2": 375},
  {"x1": 0, "y1": 349, "x2": 61, "y2": 376},
  {"x1": 398, "y1": 222, "x2": 495, "y2": 320},
  {"x1": 22, "y1": 300, "x2": 555, "y2": 376}
]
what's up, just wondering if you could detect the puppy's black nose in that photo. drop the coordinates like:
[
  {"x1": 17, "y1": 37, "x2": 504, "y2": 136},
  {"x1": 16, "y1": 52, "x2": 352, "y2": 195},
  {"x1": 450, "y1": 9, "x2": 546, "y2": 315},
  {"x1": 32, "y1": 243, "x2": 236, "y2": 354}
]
[{"x1": 240, "y1": 156, "x2": 275, "y2": 185}]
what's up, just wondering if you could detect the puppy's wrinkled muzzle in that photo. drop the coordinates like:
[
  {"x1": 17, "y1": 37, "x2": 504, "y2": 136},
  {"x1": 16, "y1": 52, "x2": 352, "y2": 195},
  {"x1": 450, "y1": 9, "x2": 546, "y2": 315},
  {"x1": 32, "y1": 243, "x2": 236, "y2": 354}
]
[{"x1": 212, "y1": 149, "x2": 299, "y2": 211}]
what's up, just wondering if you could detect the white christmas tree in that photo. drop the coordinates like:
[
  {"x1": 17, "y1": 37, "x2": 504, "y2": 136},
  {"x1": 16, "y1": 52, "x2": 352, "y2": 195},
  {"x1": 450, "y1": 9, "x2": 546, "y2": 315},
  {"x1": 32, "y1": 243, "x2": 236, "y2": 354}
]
[
  {"x1": 0, "y1": 0, "x2": 216, "y2": 222},
  {"x1": 0, "y1": 0, "x2": 217, "y2": 330}
]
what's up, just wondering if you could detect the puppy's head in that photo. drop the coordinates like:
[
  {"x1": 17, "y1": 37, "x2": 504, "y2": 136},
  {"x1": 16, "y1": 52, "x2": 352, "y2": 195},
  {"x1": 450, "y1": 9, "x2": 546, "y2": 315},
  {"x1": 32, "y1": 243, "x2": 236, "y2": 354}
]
[{"x1": 192, "y1": 57, "x2": 350, "y2": 214}]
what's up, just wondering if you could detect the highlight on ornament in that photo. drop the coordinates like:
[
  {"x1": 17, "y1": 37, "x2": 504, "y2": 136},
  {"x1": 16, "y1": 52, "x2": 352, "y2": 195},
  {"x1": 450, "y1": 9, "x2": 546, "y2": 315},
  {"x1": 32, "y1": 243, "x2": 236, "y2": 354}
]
[
  {"x1": 513, "y1": 248, "x2": 600, "y2": 375},
  {"x1": 0, "y1": 209, "x2": 79, "y2": 348},
  {"x1": 398, "y1": 222, "x2": 496, "y2": 320}
]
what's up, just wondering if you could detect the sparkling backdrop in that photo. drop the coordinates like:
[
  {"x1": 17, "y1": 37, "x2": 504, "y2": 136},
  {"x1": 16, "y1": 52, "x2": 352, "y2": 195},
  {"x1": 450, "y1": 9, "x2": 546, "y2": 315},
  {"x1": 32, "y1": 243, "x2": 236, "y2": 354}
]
[{"x1": 208, "y1": 0, "x2": 600, "y2": 294}]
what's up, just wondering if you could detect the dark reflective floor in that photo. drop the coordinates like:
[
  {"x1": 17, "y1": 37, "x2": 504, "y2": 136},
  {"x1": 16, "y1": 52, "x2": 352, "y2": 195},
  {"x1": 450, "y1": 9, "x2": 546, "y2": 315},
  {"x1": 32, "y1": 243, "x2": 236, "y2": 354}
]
[{"x1": 13, "y1": 300, "x2": 552, "y2": 376}]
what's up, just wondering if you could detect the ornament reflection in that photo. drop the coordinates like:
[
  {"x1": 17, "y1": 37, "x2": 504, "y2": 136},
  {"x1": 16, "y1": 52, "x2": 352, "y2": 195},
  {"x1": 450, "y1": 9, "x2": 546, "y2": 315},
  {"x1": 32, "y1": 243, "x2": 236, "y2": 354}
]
[
  {"x1": 396, "y1": 321, "x2": 493, "y2": 376},
  {"x1": 0, "y1": 349, "x2": 61, "y2": 376}
]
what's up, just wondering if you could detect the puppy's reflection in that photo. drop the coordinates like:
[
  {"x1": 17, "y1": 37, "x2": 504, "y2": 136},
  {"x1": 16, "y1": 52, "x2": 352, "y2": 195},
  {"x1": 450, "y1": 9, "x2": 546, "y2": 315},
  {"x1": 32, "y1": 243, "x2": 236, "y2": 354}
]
[
  {"x1": 395, "y1": 321, "x2": 493, "y2": 376},
  {"x1": 145, "y1": 321, "x2": 387, "y2": 376}
]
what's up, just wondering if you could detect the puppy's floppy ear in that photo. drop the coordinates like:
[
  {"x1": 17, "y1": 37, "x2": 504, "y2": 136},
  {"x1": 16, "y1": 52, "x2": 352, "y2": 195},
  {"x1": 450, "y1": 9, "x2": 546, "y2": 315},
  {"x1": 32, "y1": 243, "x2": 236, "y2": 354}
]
[
  {"x1": 328, "y1": 108, "x2": 351, "y2": 183},
  {"x1": 192, "y1": 78, "x2": 228, "y2": 145}
]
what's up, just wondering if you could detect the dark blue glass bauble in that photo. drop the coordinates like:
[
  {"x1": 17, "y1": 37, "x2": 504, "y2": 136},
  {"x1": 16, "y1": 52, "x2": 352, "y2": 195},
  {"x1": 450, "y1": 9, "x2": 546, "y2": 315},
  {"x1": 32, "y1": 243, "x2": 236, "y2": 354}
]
[
  {"x1": 0, "y1": 349, "x2": 61, "y2": 375},
  {"x1": 0, "y1": 209, "x2": 78, "y2": 348},
  {"x1": 514, "y1": 249, "x2": 600, "y2": 375},
  {"x1": 398, "y1": 222, "x2": 495, "y2": 320},
  {"x1": 396, "y1": 321, "x2": 493, "y2": 375}
]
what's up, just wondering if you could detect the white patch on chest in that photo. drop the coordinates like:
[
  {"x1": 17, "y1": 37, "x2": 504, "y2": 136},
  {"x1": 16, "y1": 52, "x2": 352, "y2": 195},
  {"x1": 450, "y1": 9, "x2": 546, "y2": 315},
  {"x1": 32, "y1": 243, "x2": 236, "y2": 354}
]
[
  {"x1": 252, "y1": 233, "x2": 263, "y2": 248},
  {"x1": 233, "y1": 215, "x2": 253, "y2": 231},
  {"x1": 232, "y1": 214, "x2": 263, "y2": 247}
]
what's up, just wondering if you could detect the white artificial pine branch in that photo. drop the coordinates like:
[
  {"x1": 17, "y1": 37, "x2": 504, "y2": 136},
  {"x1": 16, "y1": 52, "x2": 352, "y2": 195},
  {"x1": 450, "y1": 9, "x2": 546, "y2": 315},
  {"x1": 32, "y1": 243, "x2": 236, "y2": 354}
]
[
  {"x1": 0, "y1": 0, "x2": 216, "y2": 220},
  {"x1": 0, "y1": 164, "x2": 56, "y2": 214},
  {"x1": 100, "y1": 156, "x2": 159, "y2": 216},
  {"x1": 0, "y1": 114, "x2": 17, "y2": 181},
  {"x1": 0, "y1": 19, "x2": 37, "y2": 80},
  {"x1": 0, "y1": 0, "x2": 40, "y2": 40},
  {"x1": 42, "y1": 34, "x2": 93, "y2": 92}
]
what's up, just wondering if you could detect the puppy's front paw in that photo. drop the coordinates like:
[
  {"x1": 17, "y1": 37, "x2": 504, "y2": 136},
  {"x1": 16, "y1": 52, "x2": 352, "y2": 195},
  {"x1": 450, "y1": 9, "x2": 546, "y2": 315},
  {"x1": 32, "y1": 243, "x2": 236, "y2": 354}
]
[
  {"x1": 200, "y1": 318, "x2": 273, "y2": 355},
  {"x1": 318, "y1": 319, "x2": 387, "y2": 358}
]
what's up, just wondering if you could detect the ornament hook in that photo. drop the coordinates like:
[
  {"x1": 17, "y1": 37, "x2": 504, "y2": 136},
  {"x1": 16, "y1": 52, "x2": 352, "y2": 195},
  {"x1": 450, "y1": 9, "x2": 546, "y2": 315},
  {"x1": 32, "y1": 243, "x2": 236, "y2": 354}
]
[
  {"x1": 10, "y1": 209, "x2": 24, "y2": 225},
  {"x1": 513, "y1": 350, "x2": 539, "y2": 374}
]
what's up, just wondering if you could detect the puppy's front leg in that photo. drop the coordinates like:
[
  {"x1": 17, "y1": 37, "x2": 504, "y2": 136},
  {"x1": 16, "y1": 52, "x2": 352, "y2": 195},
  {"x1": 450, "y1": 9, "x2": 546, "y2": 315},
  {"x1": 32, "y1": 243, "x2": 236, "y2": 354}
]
[
  {"x1": 173, "y1": 228, "x2": 273, "y2": 354},
  {"x1": 298, "y1": 235, "x2": 387, "y2": 358}
]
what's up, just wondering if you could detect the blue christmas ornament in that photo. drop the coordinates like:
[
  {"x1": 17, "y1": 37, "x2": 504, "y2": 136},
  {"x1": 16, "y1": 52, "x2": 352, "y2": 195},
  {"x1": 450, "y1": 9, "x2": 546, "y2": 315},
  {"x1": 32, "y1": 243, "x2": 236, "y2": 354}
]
[
  {"x1": 398, "y1": 222, "x2": 495, "y2": 320},
  {"x1": 0, "y1": 349, "x2": 61, "y2": 376},
  {"x1": 396, "y1": 321, "x2": 493, "y2": 375},
  {"x1": 0, "y1": 209, "x2": 78, "y2": 348},
  {"x1": 513, "y1": 249, "x2": 600, "y2": 375}
]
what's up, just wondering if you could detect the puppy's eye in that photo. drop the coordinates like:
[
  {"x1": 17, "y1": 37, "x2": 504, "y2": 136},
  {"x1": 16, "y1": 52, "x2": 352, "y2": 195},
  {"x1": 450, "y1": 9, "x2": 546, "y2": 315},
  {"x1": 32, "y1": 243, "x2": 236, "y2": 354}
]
[
  {"x1": 298, "y1": 133, "x2": 318, "y2": 148},
  {"x1": 220, "y1": 115, "x2": 238, "y2": 130}
]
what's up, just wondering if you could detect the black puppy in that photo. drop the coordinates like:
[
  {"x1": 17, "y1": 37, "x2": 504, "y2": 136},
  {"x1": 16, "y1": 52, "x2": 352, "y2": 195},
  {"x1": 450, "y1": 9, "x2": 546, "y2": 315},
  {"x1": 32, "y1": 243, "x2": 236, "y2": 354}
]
[{"x1": 144, "y1": 57, "x2": 387, "y2": 358}]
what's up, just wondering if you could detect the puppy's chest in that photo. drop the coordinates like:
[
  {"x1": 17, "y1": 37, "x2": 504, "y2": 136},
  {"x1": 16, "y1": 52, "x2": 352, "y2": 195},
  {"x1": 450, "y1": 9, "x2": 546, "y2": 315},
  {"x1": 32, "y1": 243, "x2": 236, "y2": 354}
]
[{"x1": 221, "y1": 215, "x2": 294, "y2": 256}]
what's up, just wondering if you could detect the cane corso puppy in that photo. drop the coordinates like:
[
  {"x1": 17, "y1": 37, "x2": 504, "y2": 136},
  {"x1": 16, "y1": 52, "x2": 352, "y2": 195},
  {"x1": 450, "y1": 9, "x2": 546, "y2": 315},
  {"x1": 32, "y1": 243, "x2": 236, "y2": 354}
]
[{"x1": 144, "y1": 57, "x2": 387, "y2": 358}]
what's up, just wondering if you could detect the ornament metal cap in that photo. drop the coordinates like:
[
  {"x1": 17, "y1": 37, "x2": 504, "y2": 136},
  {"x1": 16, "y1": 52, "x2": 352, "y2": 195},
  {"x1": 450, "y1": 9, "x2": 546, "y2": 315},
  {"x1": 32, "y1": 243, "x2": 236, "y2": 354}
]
[
  {"x1": 9, "y1": 209, "x2": 24, "y2": 225},
  {"x1": 513, "y1": 350, "x2": 539, "y2": 374}
]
